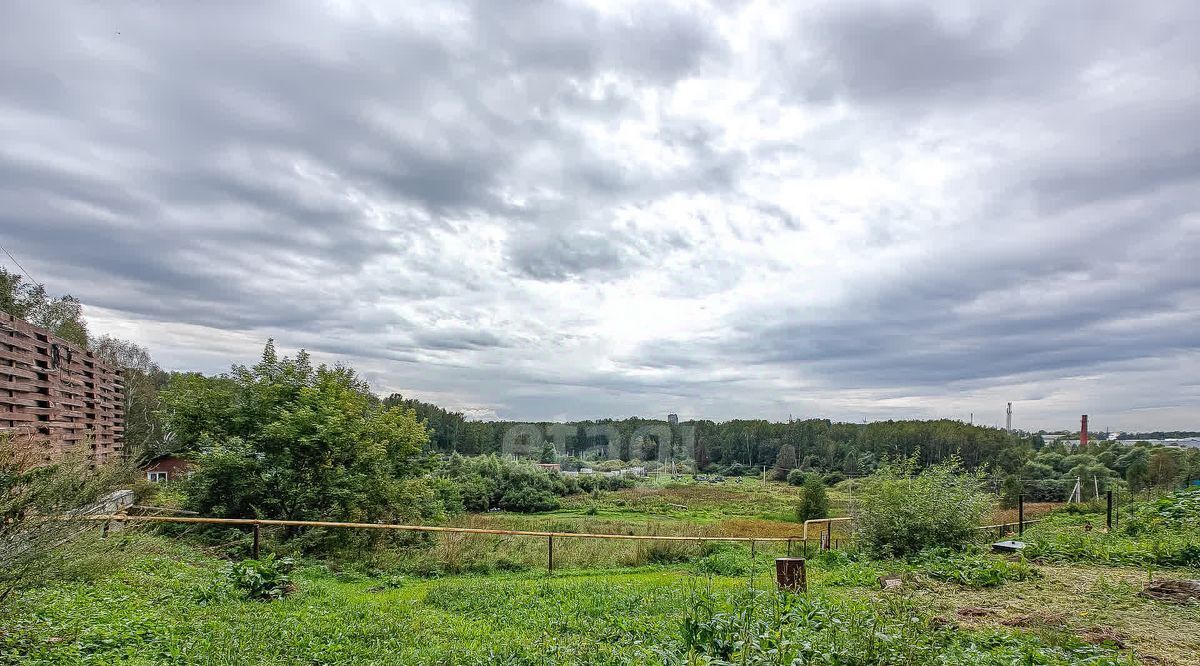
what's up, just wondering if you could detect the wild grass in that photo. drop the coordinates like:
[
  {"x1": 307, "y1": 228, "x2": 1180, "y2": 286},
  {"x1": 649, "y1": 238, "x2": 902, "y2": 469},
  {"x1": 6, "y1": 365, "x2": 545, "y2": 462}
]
[{"x1": 2, "y1": 533, "x2": 1157, "y2": 666}]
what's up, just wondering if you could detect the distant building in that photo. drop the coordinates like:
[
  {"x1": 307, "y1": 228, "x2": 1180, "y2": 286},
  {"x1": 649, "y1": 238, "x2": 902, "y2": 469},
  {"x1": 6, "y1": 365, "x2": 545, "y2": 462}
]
[
  {"x1": 141, "y1": 454, "x2": 191, "y2": 482},
  {"x1": 535, "y1": 463, "x2": 561, "y2": 473},
  {"x1": 668, "y1": 413, "x2": 679, "y2": 426}
]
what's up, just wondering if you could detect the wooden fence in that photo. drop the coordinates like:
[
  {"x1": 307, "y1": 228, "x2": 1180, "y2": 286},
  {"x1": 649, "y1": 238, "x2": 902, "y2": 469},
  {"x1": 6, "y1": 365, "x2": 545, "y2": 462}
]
[{"x1": 0, "y1": 313, "x2": 124, "y2": 464}]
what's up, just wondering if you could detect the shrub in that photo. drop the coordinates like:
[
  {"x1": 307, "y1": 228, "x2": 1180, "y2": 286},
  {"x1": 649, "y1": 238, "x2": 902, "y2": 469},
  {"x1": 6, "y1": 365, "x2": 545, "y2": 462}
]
[
  {"x1": 497, "y1": 486, "x2": 560, "y2": 512},
  {"x1": 442, "y1": 454, "x2": 576, "y2": 513},
  {"x1": 692, "y1": 543, "x2": 755, "y2": 577},
  {"x1": 854, "y1": 458, "x2": 991, "y2": 558},
  {"x1": 786, "y1": 468, "x2": 805, "y2": 486},
  {"x1": 821, "y1": 471, "x2": 846, "y2": 486},
  {"x1": 218, "y1": 555, "x2": 296, "y2": 601},
  {"x1": 795, "y1": 473, "x2": 830, "y2": 522}
]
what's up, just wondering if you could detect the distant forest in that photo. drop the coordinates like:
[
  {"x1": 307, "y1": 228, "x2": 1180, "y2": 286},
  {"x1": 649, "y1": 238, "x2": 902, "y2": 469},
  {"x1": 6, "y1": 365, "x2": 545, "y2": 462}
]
[{"x1": 385, "y1": 393, "x2": 1042, "y2": 473}]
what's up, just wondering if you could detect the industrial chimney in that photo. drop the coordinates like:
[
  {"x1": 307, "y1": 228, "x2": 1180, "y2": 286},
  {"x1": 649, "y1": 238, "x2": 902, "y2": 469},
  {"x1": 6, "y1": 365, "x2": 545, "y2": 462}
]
[
  {"x1": 1080, "y1": 414, "x2": 1089, "y2": 450},
  {"x1": 1005, "y1": 402, "x2": 1012, "y2": 432}
]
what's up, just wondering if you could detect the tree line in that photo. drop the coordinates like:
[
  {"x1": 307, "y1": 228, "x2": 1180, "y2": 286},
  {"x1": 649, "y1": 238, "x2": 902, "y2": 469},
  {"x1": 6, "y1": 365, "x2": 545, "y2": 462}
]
[{"x1": 4, "y1": 270, "x2": 1198, "y2": 517}]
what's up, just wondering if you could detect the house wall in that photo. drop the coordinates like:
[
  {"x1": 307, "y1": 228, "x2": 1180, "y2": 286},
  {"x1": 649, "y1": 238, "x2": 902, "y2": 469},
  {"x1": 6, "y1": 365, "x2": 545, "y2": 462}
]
[
  {"x1": 0, "y1": 313, "x2": 125, "y2": 465},
  {"x1": 144, "y1": 456, "x2": 190, "y2": 480}
]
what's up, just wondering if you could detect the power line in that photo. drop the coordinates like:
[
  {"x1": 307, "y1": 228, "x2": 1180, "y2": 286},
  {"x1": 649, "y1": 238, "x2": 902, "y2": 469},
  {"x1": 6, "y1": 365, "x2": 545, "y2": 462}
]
[{"x1": 0, "y1": 243, "x2": 42, "y2": 288}]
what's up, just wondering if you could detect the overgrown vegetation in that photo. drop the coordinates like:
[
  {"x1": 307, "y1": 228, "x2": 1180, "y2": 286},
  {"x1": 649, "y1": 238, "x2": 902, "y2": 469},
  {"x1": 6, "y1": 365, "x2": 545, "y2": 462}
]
[
  {"x1": 215, "y1": 555, "x2": 297, "y2": 601},
  {"x1": 913, "y1": 548, "x2": 1040, "y2": 588},
  {"x1": 1024, "y1": 488, "x2": 1200, "y2": 568},
  {"x1": 0, "y1": 533, "x2": 1159, "y2": 665},
  {"x1": 680, "y1": 588, "x2": 1129, "y2": 665},
  {"x1": 854, "y1": 458, "x2": 992, "y2": 558},
  {"x1": 0, "y1": 442, "x2": 134, "y2": 602}
]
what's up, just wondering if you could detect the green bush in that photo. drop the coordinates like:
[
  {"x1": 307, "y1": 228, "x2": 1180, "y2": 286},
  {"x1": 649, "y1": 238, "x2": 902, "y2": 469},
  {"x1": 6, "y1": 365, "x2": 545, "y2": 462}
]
[
  {"x1": 217, "y1": 555, "x2": 296, "y2": 601},
  {"x1": 692, "y1": 544, "x2": 756, "y2": 577},
  {"x1": 441, "y1": 454, "x2": 577, "y2": 513},
  {"x1": 786, "y1": 468, "x2": 805, "y2": 486},
  {"x1": 795, "y1": 473, "x2": 830, "y2": 522},
  {"x1": 854, "y1": 458, "x2": 992, "y2": 558},
  {"x1": 497, "y1": 486, "x2": 560, "y2": 512}
]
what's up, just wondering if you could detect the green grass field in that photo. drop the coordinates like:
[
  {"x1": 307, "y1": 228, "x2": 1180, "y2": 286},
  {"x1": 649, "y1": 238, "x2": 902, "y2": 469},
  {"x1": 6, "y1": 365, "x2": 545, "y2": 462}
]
[
  {"x1": 4, "y1": 526, "x2": 1197, "y2": 665},
  {"x1": 5, "y1": 484, "x2": 1199, "y2": 665}
]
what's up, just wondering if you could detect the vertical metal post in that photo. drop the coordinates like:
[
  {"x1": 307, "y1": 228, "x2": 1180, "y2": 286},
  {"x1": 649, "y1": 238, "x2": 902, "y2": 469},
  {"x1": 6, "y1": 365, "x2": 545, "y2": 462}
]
[
  {"x1": 252, "y1": 522, "x2": 261, "y2": 559},
  {"x1": 787, "y1": 538, "x2": 792, "y2": 557},
  {"x1": 1018, "y1": 494, "x2": 1025, "y2": 536},
  {"x1": 547, "y1": 535, "x2": 554, "y2": 573},
  {"x1": 1106, "y1": 490, "x2": 1113, "y2": 531},
  {"x1": 749, "y1": 539, "x2": 756, "y2": 588}
]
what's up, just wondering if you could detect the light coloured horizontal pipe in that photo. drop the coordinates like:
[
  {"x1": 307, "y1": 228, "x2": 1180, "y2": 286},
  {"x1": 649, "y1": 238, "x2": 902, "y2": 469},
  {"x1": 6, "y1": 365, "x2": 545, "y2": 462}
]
[{"x1": 75, "y1": 514, "x2": 823, "y2": 543}]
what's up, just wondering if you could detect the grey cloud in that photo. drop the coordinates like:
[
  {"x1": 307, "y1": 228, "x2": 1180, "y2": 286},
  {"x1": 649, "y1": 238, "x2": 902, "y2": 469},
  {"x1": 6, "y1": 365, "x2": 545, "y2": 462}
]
[
  {"x1": 508, "y1": 231, "x2": 629, "y2": 281},
  {"x1": 3, "y1": 1, "x2": 1199, "y2": 429},
  {"x1": 782, "y1": 2, "x2": 1198, "y2": 110}
]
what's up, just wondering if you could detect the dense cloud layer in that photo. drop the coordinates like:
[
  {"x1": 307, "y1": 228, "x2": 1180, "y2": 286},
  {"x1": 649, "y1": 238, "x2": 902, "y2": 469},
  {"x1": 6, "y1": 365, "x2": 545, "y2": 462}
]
[{"x1": 2, "y1": 1, "x2": 1198, "y2": 430}]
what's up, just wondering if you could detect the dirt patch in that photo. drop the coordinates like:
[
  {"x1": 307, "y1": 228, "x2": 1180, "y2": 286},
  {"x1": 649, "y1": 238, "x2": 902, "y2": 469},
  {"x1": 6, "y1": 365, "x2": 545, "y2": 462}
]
[
  {"x1": 1140, "y1": 579, "x2": 1200, "y2": 603},
  {"x1": 1078, "y1": 626, "x2": 1128, "y2": 648},
  {"x1": 955, "y1": 606, "x2": 995, "y2": 618},
  {"x1": 1000, "y1": 611, "x2": 1067, "y2": 628}
]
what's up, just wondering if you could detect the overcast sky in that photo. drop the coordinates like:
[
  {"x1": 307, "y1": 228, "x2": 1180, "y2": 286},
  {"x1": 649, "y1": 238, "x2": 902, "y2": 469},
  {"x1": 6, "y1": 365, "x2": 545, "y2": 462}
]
[{"x1": 2, "y1": 1, "x2": 1198, "y2": 431}]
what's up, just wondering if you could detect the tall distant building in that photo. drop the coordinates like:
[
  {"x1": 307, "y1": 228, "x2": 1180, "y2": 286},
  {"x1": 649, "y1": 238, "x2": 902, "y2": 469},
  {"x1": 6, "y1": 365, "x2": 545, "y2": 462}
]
[
  {"x1": 1005, "y1": 402, "x2": 1012, "y2": 432},
  {"x1": 667, "y1": 413, "x2": 678, "y2": 426}
]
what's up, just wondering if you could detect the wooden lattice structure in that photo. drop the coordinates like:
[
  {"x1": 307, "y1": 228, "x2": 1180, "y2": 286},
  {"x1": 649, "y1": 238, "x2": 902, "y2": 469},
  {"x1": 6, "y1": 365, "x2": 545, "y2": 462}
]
[{"x1": 0, "y1": 313, "x2": 124, "y2": 464}]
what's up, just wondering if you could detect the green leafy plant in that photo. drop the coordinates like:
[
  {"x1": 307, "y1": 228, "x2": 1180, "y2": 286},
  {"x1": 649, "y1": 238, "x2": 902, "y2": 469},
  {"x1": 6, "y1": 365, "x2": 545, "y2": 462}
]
[
  {"x1": 218, "y1": 555, "x2": 296, "y2": 601},
  {"x1": 914, "y1": 548, "x2": 1039, "y2": 588}
]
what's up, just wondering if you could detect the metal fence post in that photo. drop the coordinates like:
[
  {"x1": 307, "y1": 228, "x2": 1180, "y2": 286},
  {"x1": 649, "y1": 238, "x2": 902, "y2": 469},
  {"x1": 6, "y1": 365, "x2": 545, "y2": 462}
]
[
  {"x1": 1106, "y1": 490, "x2": 1113, "y2": 531},
  {"x1": 1018, "y1": 494, "x2": 1025, "y2": 536},
  {"x1": 548, "y1": 535, "x2": 554, "y2": 573}
]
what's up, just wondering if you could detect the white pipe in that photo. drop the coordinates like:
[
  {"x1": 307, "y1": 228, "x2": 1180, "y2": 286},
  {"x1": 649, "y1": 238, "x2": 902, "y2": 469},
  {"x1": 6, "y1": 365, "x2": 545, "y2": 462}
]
[{"x1": 801, "y1": 517, "x2": 851, "y2": 541}]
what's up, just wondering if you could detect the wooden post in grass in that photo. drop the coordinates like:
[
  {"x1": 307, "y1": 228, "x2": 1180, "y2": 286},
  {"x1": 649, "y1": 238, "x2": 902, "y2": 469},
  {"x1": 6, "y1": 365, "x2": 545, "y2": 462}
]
[
  {"x1": 1018, "y1": 494, "x2": 1025, "y2": 536},
  {"x1": 1106, "y1": 490, "x2": 1113, "y2": 531},
  {"x1": 786, "y1": 538, "x2": 792, "y2": 557},
  {"x1": 775, "y1": 558, "x2": 806, "y2": 592},
  {"x1": 547, "y1": 535, "x2": 554, "y2": 573},
  {"x1": 252, "y1": 522, "x2": 261, "y2": 559}
]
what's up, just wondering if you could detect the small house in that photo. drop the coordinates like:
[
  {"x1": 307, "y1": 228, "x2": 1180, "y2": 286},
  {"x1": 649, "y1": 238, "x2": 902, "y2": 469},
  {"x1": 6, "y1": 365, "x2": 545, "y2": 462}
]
[{"x1": 141, "y1": 454, "x2": 192, "y2": 482}]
